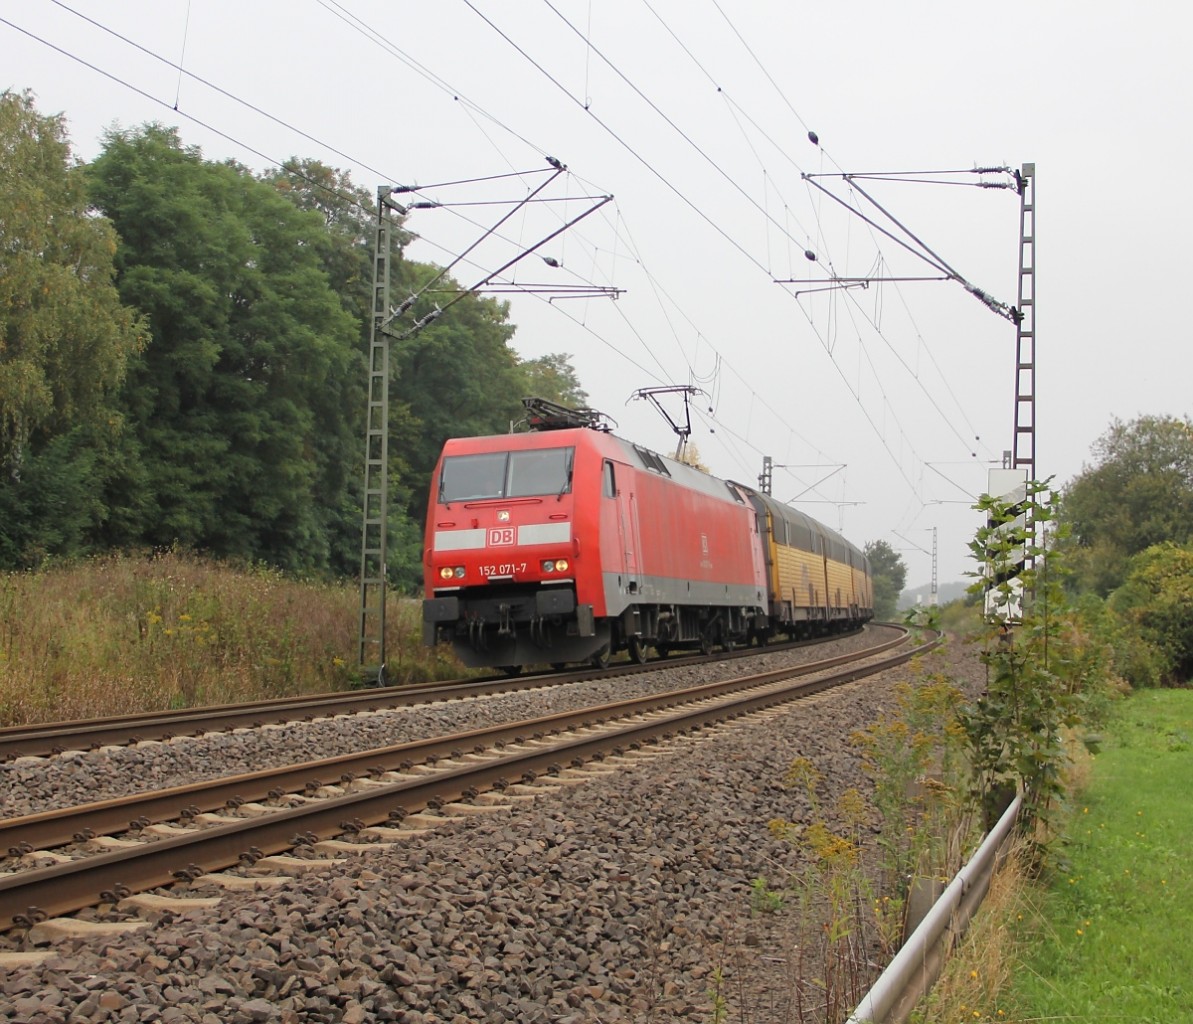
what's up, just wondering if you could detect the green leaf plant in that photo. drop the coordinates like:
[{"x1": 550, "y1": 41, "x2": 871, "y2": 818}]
[{"x1": 960, "y1": 481, "x2": 1082, "y2": 868}]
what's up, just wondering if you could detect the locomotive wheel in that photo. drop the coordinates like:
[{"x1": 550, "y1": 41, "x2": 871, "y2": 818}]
[
  {"x1": 590, "y1": 645, "x2": 611, "y2": 670},
  {"x1": 500, "y1": 665, "x2": 523, "y2": 677},
  {"x1": 627, "y1": 636, "x2": 647, "y2": 664},
  {"x1": 699, "y1": 633, "x2": 713, "y2": 657},
  {"x1": 656, "y1": 644, "x2": 671, "y2": 659},
  {"x1": 722, "y1": 635, "x2": 736, "y2": 653},
  {"x1": 551, "y1": 662, "x2": 568, "y2": 671}
]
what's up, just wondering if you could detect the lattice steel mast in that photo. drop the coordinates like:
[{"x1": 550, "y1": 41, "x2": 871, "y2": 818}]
[
  {"x1": 1011, "y1": 163, "x2": 1036, "y2": 479},
  {"x1": 357, "y1": 187, "x2": 406, "y2": 684}
]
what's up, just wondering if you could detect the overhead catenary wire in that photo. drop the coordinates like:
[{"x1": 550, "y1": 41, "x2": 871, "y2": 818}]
[
  {"x1": 527, "y1": 0, "x2": 989, "y2": 491},
  {"x1": 316, "y1": 0, "x2": 550, "y2": 160},
  {"x1": 654, "y1": 4, "x2": 1015, "y2": 453},
  {"x1": 3, "y1": 4, "x2": 784, "y2": 477},
  {"x1": 463, "y1": 0, "x2": 773, "y2": 278},
  {"x1": 804, "y1": 172, "x2": 1020, "y2": 322},
  {"x1": 0, "y1": 12, "x2": 628, "y2": 341},
  {"x1": 393, "y1": 167, "x2": 567, "y2": 317},
  {"x1": 298, "y1": 1, "x2": 987, "y2": 509},
  {"x1": 46, "y1": 0, "x2": 610, "y2": 279},
  {"x1": 464, "y1": 2, "x2": 935, "y2": 494},
  {"x1": 9, "y1": 4, "x2": 1004, "y2": 544},
  {"x1": 539, "y1": 0, "x2": 822, "y2": 263}
]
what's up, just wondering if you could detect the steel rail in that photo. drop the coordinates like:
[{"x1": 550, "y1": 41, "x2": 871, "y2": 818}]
[
  {"x1": 0, "y1": 630, "x2": 876, "y2": 761},
  {"x1": 1, "y1": 629, "x2": 935, "y2": 931},
  {"x1": 0, "y1": 628, "x2": 909, "y2": 854}
]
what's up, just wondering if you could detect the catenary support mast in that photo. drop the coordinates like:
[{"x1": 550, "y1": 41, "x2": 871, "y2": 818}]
[
  {"x1": 358, "y1": 187, "x2": 405, "y2": 683},
  {"x1": 1012, "y1": 164, "x2": 1036, "y2": 479}
]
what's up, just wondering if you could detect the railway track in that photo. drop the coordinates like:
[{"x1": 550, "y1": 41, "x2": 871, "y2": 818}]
[
  {"x1": 0, "y1": 634, "x2": 844, "y2": 762},
  {"x1": 1, "y1": 626, "x2": 934, "y2": 934}
]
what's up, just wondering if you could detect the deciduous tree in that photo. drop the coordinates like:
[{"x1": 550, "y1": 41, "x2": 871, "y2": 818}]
[
  {"x1": 0, "y1": 90, "x2": 145, "y2": 565},
  {"x1": 264, "y1": 160, "x2": 585, "y2": 588},
  {"x1": 0, "y1": 92, "x2": 144, "y2": 477},
  {"x1": 1109, "y1": 542, "x2": 1193, "y2": 684},
  {"x1": 864, "y1": 539, "x2": 907, "y2": 620},
  {"x1": 520, "y1": 352, "x2": 589, "y2": 410},
  {"x1": 88, "y1": 126, "x2": 358, "y2": 571},
  {"x1": 1063, "y1": 414, "x2": 1193, "y2": 594}
]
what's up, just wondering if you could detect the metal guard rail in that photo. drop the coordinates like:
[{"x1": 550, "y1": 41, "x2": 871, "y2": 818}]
[{"x1": 846, "y1": 794, "x2": 1023, "y2": 1024}]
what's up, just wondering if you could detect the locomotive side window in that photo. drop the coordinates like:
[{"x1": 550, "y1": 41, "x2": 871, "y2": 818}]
[
  {"x1": 602, "y1": 460, "x2": 616, "y2": 498},
  {"x1": 508, "y1": 447, "x2": 574, "y2": 497},
  {"x1": 440, "y1": 453, "x2": 507, "y2": 502}
]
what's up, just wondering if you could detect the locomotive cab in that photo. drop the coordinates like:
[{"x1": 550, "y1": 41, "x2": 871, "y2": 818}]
[{"x1": 422, "y1": 428, "x2": 611, "y2": 671}]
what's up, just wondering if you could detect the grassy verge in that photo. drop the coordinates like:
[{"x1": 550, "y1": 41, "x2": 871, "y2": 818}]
[
  {"x1": 1007, "y1": 688, "x2": 1193, "y2": 1019},
  {"x1": 915, "y1": 688, "x2": 1193, "y2": 1022},
  {"x1": 0, "y1": 551, "x2": 464, "y2": 726}
]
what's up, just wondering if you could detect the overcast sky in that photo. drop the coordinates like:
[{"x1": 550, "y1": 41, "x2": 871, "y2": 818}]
[{"x1": 5, "y1": 1, "x2": 1190, "y2": 589}]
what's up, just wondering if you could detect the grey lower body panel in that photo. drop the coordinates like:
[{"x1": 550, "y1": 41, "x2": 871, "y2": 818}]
[{"x1": 601, "y1": 572, "x2": 766, "y2": 619}]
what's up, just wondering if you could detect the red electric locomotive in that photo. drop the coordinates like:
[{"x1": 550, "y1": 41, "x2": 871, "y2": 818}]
[{"x1": 422, "y1": 399, "x2": 769, "y2": 672}]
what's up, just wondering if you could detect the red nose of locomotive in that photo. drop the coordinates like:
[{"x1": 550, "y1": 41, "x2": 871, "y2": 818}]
[
  {"x1": 427, "y1": 501, "x2": 575, "y2": 590},
  {"x1": 422, "y1": 437, "x2": 606, "y2": 669}
]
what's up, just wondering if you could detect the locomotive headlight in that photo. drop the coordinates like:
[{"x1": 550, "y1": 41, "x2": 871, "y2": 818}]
[
  {"x1": 439, "y1": 566, "x2": 465, "y2": 580},
  {"x1": 554, "y1": 558, "x2": 569, "y2": 572},
  {"x1": 454, "y1": 566, "x2": 465, "y2": 578},
  {"x1": 541, "y1": 559, "x2": 555, "y2": 573}
]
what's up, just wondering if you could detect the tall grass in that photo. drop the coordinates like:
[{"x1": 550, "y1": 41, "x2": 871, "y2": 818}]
[
  {"x1": 0, "y1": 551, "x2": 463, "y2": 727},
  {"x1": 913, "y1": 691, "x2": 1192, "y2": 1022}
]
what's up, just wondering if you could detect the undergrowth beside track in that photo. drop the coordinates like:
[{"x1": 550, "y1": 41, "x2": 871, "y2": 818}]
[
  {"x1": 913, "y1": 688, "x2": 1193, "y2": 1023},
  {"x1": 0, "y1": 551, "x2": 464, "y2": 726}
]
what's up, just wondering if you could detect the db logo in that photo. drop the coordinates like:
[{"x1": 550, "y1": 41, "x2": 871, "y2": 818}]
[{"x1": 488, "y1": 527, "x2": 515, "y2": 546}]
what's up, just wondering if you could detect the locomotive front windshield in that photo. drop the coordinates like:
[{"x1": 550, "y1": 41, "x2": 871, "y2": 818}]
[{"x1": 439, "y1": 447, "x2": 574, "y2": 502}]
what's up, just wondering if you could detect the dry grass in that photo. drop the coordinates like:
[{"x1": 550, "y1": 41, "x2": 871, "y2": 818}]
[
  {"x1": 909, "y1": 838, "x2": 1036, "y2": 1023},
  {"x1": 908, "y1": 731, "x2": 1100, "y2": 1024},
  {"x1": 0, "y1": 551, "x2": 463, "y2": 726}
]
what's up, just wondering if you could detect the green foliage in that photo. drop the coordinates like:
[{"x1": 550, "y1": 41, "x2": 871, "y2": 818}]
[
  {"x1": 519, "y1": 352, "x2": 589, "y2": 409},
  {"x1": 1109, "y1": 542, "x2": 1193, "y2": 684},
  {"x1": 0, "y1": 427, "x2": 109, "y2": 567},
  {"x1": 262, "y1": 161, "x2": 588, "y2": 590},
  {"x1": 748, "y1": 876, "x2": 784, "y2": 915},
  {"x1": 935, "y1": 594, "x2": 982, "y2": 636},
  {"x1": 705, "y1": 966, "x2": 727, "y2": 1024},
  {"x1": 0, "y1": 90, "x2": 145, "y2": 548},
  {"x1": 1, "y1": 97, "x2": 593, "y2": 586},
  {"x1": 768, "y1": 762, "x2": 888, "y2": 1017},
  {"x1": 261, "y1": 157, "x2": 412, "y2": 344},
  {"x1": 960, "y1": 483, "x2": 1088, "y2": 857},
  {"x1": 903, "y1": 603, "x2": 941, "y2": 635},
  {"x1": 1063, "y1": 414, "x2": 1193, "y2": 595},
  {"x1": 851, "y1": 676, "x2": 968, "y2": 902},
  {"x1": 86, "y1": 125, "x2": 361, "y2": 572},
  {"x1": 865, "y1": 539, "x2": 907, "y2": 620}
]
